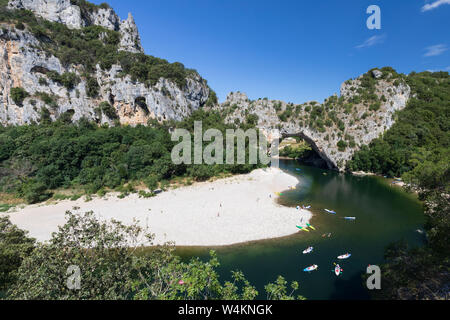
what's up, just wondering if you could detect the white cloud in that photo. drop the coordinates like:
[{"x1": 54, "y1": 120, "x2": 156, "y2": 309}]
[
  {"x1": 421, "y1": 0, "x2": 450, "y2": 12},
  {"x1": 424, "y1": 44, "x2": 448, "y2": 57},
  {"x1": 355, "y1": 35, "x2": 386, "y2": 49}
]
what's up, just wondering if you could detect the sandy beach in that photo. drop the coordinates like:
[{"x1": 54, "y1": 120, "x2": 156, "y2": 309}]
[{"x1": 3, "y1": 168, "x2": 312, "y2": 247}]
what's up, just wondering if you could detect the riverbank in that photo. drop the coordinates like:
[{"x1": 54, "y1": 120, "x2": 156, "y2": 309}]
[{"x1": 2, "y1": 168, "x2": 312, "y2": 247}]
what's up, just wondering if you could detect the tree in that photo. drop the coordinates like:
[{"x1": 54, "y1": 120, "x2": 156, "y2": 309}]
[{"x1": 6, "y1": 212, "x2": 306, "y2": 300}]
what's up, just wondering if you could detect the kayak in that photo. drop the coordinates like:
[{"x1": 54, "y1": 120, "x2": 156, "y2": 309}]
[
  {"x1": 337, "y1": 253, "x2": 352, "y2": 260},
  {"x1": 303, "y1": 247, "x2": 314, "y2": 254},
  {"x1": 304, "y1": 205, "x2": 311, "y2": 209},
  {"x1": 306, "y1": 223, "x2": 316, "y2": 230},
  {"x1": 334, "y1": 264, "x2": 343, "y2": 276},
  {"x1": 325, "y1": 209, "x2": 336, "y2": 214},
  {"x1": 344, "y1": 217, "x2": 356, "y2": 220},
  {"x1": 296, "y1": 168, "x2": 302, "y2": 171},
  {"x1": 297, "y1": 226, "x2": 310, "y2": 232},
  {"x1": 303, "y1": 247, "x2": 313, "y2": 254},
  {"x1": 303, "y1": 265, "x2": 318, "y2": 272}
]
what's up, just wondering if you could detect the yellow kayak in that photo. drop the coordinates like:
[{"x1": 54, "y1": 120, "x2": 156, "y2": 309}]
[{"x1": 296, "y1": 226, "x2": 310, "y2": 232}]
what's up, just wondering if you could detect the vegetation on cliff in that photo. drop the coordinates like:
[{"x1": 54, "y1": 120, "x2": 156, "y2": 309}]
[
  {"x1": 349, "y1": 71, "x2": 449, "y2": 299},
  {"x1": 1, "y1": 211, "x2": 305, "y2": 300},
  {"x1": 0, "y1": 4, "x2": 200, "y2": 90}
]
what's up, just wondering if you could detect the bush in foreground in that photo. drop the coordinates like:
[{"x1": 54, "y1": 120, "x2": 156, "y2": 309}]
[{"x1": 3, "y1": 211, "x2": 305, "y2": 300}]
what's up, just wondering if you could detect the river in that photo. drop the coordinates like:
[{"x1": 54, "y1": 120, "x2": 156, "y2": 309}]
[{"x1": 175, "y1": 159, "x2": 425, "y2": 300}]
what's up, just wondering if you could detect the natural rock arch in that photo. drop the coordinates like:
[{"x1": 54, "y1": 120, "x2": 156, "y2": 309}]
[{"x1": 218, "y1": 71, "x2": 411, "y2": 171}]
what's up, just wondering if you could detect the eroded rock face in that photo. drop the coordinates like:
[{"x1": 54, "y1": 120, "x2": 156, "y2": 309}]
[
  {"x1": 218, "y1": 72, "x2": 411, "y2": 171},
  {"x1": 119, "y1": 13, "x2": 143, "y2": 54},
  {"x1": 7, "y1": 0, "x2": 143, "y2": 53},
  {"x1": 8, "y1": 0, "x2": 83, "y2": 29},
  {"x1": 0, "y1": 26, "x2": 209, "y2": 126}
]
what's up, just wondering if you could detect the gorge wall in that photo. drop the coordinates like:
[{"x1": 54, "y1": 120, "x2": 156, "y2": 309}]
[
  {"x1": 0, "y1": 1, "x2": 412, "y2": 172},
  {"x1": 0, "y1": 0, "x2": 210, "y2": 126}
]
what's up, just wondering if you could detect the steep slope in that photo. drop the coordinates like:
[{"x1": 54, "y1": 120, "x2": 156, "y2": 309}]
[
  {"x1": 217, "y1": 68, "x2": 411, "y2": 171},
  {"x1": 0, "y1": 0, "x2": 212, "y2": 126}
]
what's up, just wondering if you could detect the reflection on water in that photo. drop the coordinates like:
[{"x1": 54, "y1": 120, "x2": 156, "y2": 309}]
[{"x1": 176, "y1": 160, "x2": 425, "y2": 300}]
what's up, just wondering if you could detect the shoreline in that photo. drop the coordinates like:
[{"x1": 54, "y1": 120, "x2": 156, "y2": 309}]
[{"x1": 2, "y1": 168, "x2": 312, "y2": 247}]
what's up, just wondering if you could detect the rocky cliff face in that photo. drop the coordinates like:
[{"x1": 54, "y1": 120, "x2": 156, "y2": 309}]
[
  {"x1": 7, "y1": 0, "x2": 143, "y2": 53},
  {"x1": 217, "y1": 69, "x2": 411, "y2": 171},
  {"x1": 0, "y1": 0, "x2": 210, "y2": 126}
]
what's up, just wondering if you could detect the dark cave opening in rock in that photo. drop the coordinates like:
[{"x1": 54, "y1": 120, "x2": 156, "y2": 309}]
[{"x1": 135, "y1": 97, "x2": 149, "y2": 114}]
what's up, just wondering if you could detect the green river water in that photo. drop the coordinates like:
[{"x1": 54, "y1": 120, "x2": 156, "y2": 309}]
[{"x1": 176, "y1": 159, "x2": 426, "y2": 300}]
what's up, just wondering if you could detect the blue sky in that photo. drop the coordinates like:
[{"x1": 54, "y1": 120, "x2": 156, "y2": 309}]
[{"x1": 92, "y1": 0, "x2": 450, "y2": 103}]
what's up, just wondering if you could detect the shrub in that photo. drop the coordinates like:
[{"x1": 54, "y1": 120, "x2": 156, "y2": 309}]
[
  {"x1": 38, "y1": 77, "x2": 48, "y2": 86},
  {"x1": 20, "y1": 180, "x2": 52, "y2": 204},
  {"x1": 337, "y1": 140, "x2": 347, "y2": 152},
  {"x1": 205, "y1": 89, "x2": 218, "y2": 107},
  {"x1": 10, "y1": 87, "x2": 29, "y2": 106},
  {"x1": 86, "y1": 77, "x2": 100, "y2": 98},
  {"x1": 369, "y1": 102, "x2": 381, "y2": 111},
  {"x1": 144, "y1": 175, "x2": 159, "y2": 192},
  {"x1": 15, "y1": 22, "x2": 25, "y2": 30},
  {"x1": 98, "y1": 101, "x2": 118, "y2": 120}
]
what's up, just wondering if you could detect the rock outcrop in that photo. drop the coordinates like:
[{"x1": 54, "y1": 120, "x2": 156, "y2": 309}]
[
  {"x1": 7, "y1": 0, "x2": 143, "y2": 53},
  {"x1": 0, "y1": 1, "x2": 210, "y2": 126},
  {"x1": 217, "y1": 70, "x2": 411, "y2": 171}
]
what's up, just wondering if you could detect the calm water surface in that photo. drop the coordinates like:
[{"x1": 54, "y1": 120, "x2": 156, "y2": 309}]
[{"x1": 176, "y1": 160, "x2": 425, "y2": 300}]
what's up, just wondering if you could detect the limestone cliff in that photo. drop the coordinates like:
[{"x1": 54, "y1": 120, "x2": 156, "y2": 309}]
[
  {"x1": 7, "y1": 0, "x2": 143, "y2": 52},
  {"x1": 217, "y1": 69, "x2": 411, "y2": 171},
  {"x1": 0, "y1": 0, "x2": 210, "y2": 126}
]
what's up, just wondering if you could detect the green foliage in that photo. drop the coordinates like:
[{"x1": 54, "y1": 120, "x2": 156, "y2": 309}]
[
  {"x1": 97, "y1": 101, "x2": 118, "y2": 120},
  {"x1": 3, "y1": 211, "x2": 305, "y2": 300},
  {"x1": 337, "y1": 140, "x2": 347, "y2": 152},
  {"x1": 17, "y1": 179, "x2": 52, "y2": 204},
  {"x1": 38, "y1": 77, "x2": 48, "y2": 86},
  {"x1": 348, "y1": 71, "x2": 450, "y2": 300},
  {"x1": 0, "y1": 217, "x2": 35, "y2": 293},
  {"x1": 265, "y1": 276, "x2": 305, "y2": 300},
  {"x1": 15, "y1": 21, "x2": 24, "y2": 30},
  {"x1": 144, "y1": 175, "x2": 158, "y2": 191},
  {"x1": 348, "y1": 71, "x2": 449, "y2": 179},
  {"x1": 205, "y1": 89, "x2": 218, "y2": 107},
  {"x1": 0, "y1": 204, "x2": 15, "y2": 212},
  {"x1": 47, "y1": 71, "x2": 80, "y2": 90},
  {"x1": 279, "y1": 143, "x2": 312, "y2": 159},
  {"x1": 10, "y1": 87, "x2": 29, "y2": 106},
  {"x1": 86, "y1": 76, "x2": 99, "y2": 98},
  {"x1": 369, "y1": 101, "x2": 381, "y2": 111},
  {"x1": 39, "y1": 107, "x2": 51, "y2": 124},
  {"x1": 0, "y1": 110, "x2": 262, "y2": 200},
  {"x1": 245, "y1": 113, "x2": 259, "y2": 127}
]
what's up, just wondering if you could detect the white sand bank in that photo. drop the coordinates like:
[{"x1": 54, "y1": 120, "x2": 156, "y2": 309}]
[{"x1": 3, "y1": 168, "x2": 312, "y2": 246}]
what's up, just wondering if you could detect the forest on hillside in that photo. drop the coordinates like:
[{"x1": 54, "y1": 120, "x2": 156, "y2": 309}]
[{"x1": 0, "y1": 110, "x2": 263, "y2": 206}]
